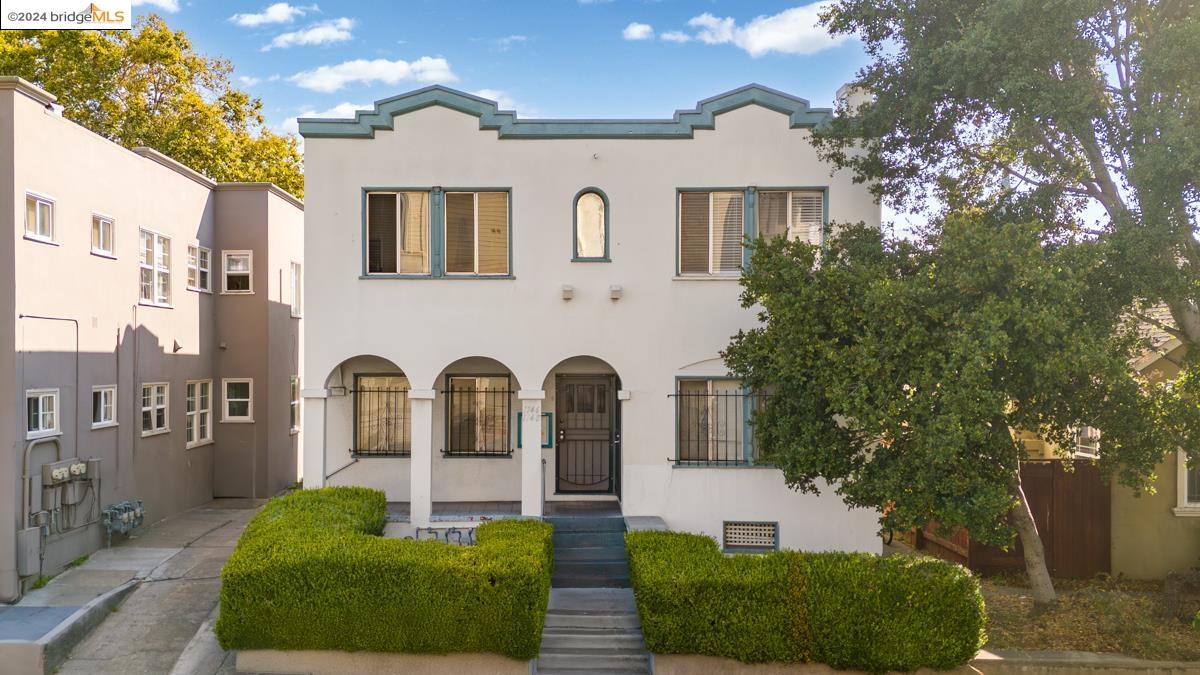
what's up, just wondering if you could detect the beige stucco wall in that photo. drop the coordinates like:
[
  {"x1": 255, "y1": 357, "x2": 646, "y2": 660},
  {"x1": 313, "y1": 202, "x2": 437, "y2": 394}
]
[
  {"x1": 0, "y1": 80, "x2": 302, "y2": 596},
  {"x1": 303, "y1": 96, "x2": 882, "y2": 553},
  {"x1": 1112, "y1": 453, "x2": 1200, "y2": 579}
]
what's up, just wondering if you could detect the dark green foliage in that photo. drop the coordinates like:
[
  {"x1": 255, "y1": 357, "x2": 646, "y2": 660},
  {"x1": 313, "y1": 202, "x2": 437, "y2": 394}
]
[
  {"x1": 626, "y1": 531, "x2": 986, "y2": 672},
  {"x1": 215, "y1": 488, "x2": 553, "y2": 660}
]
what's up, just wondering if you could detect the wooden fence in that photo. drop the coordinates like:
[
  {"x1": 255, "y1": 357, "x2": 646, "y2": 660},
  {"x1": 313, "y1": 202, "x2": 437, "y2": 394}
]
[{"x1": 915, "y1": 459, "x2": 1110, "y2": 579}]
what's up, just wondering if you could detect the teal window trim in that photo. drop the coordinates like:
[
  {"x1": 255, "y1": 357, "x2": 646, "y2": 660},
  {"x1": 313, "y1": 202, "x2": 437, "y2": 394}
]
[
  {"x1": 750, "y1": 186, "x2": 830, "y2": 246},
  {"x1": 517, "y1": 411, "x2": 554, "y2": 449},
  {"x1": 571, "y1": 187, "x2": 610, "y2": 262},
  {"x1": 671, "y1": 375, "x2": 762, "y2": 467},
  {"x1": 360, "y1": 186, "x2": 512, "y2": 279},
  {"x1": 675, "y1": 187, "x2": 752, "y2": 278}
]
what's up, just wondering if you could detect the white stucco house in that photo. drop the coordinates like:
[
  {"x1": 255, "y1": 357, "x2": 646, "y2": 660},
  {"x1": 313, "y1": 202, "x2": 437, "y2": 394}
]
[{"x1": 298, "y1": 83, "x2": 880, "y2": 553}]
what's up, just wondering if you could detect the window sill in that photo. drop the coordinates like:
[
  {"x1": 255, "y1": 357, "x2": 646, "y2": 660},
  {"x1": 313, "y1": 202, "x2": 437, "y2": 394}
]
[
  {"x1": 138, "y1": 301, "x2": 174, "y2": 309},
  {"x1": 187, "y1": 287, "x2": 213, "y2": 294},
  {"x1": 221, "y1": 418, "x2": 255, "y2": 424},
  {"x1": 90, "y1": 250, "x2": 117, "y2": 260},
  {"x1": 351, "y1": 452, "x2": 411, "y2": 458},
  {"x1": 290, "y1": 312, "x2": 302, "y2": 319},
  {"x1": 672, "y1": 275, "x2": 742, "y2": 281},
  {"x1": 359, "y1": 274, "x2": 516, "y2": 280},
  {"x1": 24, "y1": 234, "x2": 58, "y2": 246},
  {"x1": 440, "y1": 452, "x2": 514, "y2": 459},
  {"x1": 186, "y1": 439, "x2": 214, "y2": 450},
  {"x1": 572, "y1": 257, "x2": 611, "y2": 263},
  {"x1": 25, "y1": 430, "x2": 62, "y2": 441},
  {"x1": 220, "y1": 291, "x2": 254, "y2": 296},
  {"x1": 91, "y1": 421, "x2": 118, "y2": 430},
  {"x1": 141, "y1": 428, "x2": 170, "y2": 438},
  {"x1": 290, "y1": 427, "x2": 301, "y2": 435},
  {"x1": 671, "y1": 462, "x2": 776, "y2": 469},
  {"x1": 1172, "y1": 506, "x2": 1200, "y2": 517}
]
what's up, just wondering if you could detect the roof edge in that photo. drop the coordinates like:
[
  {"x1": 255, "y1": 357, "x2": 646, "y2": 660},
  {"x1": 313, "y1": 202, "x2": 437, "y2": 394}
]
[
  {"x1": 132, "y1": 147, "x2": 217, "y2": 189},
  {"x1": 0, "y1": 76, "x2": 57, "y2": 107},
  {"x1": 299, "y1": 83, "x2": 833, "y2": 140},
  {"x1": 214, "y1": 182, "x2": 304, "y2": 210}
]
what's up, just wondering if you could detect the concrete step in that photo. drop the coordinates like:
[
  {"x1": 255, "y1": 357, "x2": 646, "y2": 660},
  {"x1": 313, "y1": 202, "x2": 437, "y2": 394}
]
[
  {"x1": 555, "y1": 545, "x2": 627, "y2": 562},
  {"x1": 543, "y1": 625, "x2": 642, "y2": 637},
  {"x1": 548, "y1": 588, "x2": 637, "y2": 612},
  {"x1": 545, "y1": 613, "x2": 640, "y2": 631},
  {"x1": 554, "y1": 560, "x2": 629, "y2": 577},
  {"x1": 536, "y1": 653, "x2": 651, "y2": 673},
  {"x1": 546, "y1": 517, "x2": 627, "y2": 533},
  {"x1": 552, "y1": 575, "x2": 631, "y2": 588},
  {"x1": 537, "y1": 669, "x2": 649, "y2": 675},
  {"x1": 539, "y1": 633, "x2": 646, "y2": 652},
  {"x1": 553, "y1": 531, "x2": 625, "y2": 548}
]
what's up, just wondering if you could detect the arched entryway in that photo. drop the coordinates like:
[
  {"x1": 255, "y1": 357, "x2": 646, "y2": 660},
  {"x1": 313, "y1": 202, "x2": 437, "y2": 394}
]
[{"x1": 540, "y1": 356, "x2": 621, "y2": 496}]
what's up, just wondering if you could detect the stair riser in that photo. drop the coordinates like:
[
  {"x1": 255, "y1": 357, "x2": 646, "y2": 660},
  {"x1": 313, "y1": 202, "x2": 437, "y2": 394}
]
[
  {"x1": 545, "y1": 614, "x2": 640, "y2": 630},
  {"x1": 540, "y1": 635, "x2": 647, "y2": 651},
  {"x1": 552, "y1": 578, "x2": 631, "y2": 588},
  {"x1": 537, "y1": 654, "x2": 651, "y2": 670},
  {"x1": 554, "y1": 547, "x2": 627, "y2": 562},
  {"x1": 553, "y1": 532, "x2": 626, "y2": 548},
  {"x1": 546, "y1": 517, "x2": 627, "y2": 533},
  {"x1": 555, "y1": 561, "x2": 630, "y2": 576}
]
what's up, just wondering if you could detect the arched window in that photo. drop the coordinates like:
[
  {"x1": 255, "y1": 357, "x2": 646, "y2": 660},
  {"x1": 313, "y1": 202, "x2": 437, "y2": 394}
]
[{"x1": 573, "y1": 189, "x2": 609, "y2": 261}]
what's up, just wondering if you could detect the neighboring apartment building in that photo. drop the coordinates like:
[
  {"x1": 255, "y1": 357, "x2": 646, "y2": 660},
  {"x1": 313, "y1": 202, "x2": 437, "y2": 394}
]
[
  {"x1": 300, "y1": 84, "x2": 881, "y2": 553},
  {"x1": 0, "y1": 77, "x2": 303, "y2": 601}
]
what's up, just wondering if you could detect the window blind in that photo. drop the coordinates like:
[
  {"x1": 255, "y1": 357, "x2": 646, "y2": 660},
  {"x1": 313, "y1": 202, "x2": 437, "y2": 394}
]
[
  {"x1": 398, "y1": 192, "x2": 429, "y2": 274},
  {"x1": 477, "y1": 192, "x2": 509, "y2": 275},
  {"x1": 757, "y1": 191, "x2": 789, "y2": 240},
  {"x1": 444, "y1": 193, "x2": 475, "y2": 274},
  {"x1": 679, "y1": 192, "x2": 710, "y2": 274},
  {"x1": 791, "y1": 191, "x2": 823, "y2": 245},
  {"x1": 367, "y1": 193, "x2": 397, "y2": 273},
  {"x1": 711, "y1": 192, "x2": 744, "y2": 273}
]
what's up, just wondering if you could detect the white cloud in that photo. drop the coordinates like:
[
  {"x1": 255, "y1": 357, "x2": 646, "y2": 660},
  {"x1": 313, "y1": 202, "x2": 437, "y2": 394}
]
[
  {"x1": 622, "y1": 22, "x2": 654, "y2": 41},
  {"x1": 578, "y1": 0, "x2": 613, "y2": 4},
  {"x1": 660, "y1": 30, "x2": 691, "y2": 43},
  {"x1": 470, "y1": 89, "x2": 543, "y2": 117},
  {"x1": 282, "y1": 101, "x2": 368, "y2": 135},
  {"x1": 288, "y1": 57, "x2": 457, "y2": 93},
  {"x1": 132, "y1": 0, "x2": 180, "y2": 12},
  {"x1": 267, "y1": 74, "x2": 282, "y2": 82},
  {"x1": 264, "y1": 17, "x2": 355, "y2": 50},
  {"x1": 230, "y1": 3, "x2": 309, "y2": 27},
  {"x1": 238, "y1": 75, "x2": 261, "y2": 86},
  {"x1": 684, "y1": 3, "x2": 848, "y2": 57},
  {"x1": 492, "y1": 35, "x2": 528, "y2": 50}
]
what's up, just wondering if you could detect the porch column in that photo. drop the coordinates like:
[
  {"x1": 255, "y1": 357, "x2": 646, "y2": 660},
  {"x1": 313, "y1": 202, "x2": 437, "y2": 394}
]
[
  {"x1": 300, "y1": 389, "x2": 327, "y2": 488},
  {"x1": 409, "y1": 389, "x2": 437, "y2": 527},
  {"x1": 518, "y1": 389, "x2": 545, "y2": 519}
]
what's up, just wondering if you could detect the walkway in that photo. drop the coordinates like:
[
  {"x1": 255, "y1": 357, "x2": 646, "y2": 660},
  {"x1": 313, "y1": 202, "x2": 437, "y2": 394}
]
[{"x1": 49, "y1": 499, "x2": 261, "y2": 675}]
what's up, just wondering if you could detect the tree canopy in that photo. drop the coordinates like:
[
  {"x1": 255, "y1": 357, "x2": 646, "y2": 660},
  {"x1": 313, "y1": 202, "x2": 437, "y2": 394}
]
[
  {"x1": 0, "y1": 15, "x2": 303, "y2": 197},
  {"x1": 725, "y1": 213, "x2": 1197, "y2": 602}
]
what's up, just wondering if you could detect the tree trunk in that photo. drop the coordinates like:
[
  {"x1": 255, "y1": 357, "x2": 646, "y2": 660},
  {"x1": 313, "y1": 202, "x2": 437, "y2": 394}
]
[{"x1": 1010, "y1": 470, "x2": 1057, "y2": 605}]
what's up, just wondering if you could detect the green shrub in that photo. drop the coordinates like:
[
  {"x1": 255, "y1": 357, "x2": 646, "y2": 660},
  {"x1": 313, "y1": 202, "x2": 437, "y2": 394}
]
[
  {"x1": 215, "y1": 487, "x2": 553, "y2": 660},
  {"x1": 625, "y1": 531, "x2": 986, "y2": 672},
  {"x1": 625, "y1": 531, "x2": 802, "y2": 663}
]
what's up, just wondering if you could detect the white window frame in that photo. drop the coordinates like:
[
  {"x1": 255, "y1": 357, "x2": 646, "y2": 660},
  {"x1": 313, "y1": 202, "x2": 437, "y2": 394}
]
[
  {"x1": 26, "y1": 388, "x2": 60, "y2": 440},
  {"x1": 139, "y1": 229, "x2": 172, "y2": 307},
  {"x1": 1073, "y1": 426, "x2": 1100, "y2": 459},
  {"x1": 222, "y1": 378, "x2": 254, "y2": 423},
  {"x1": 290, "y1": 261, "x2": 302, "y2": 317},
  {"x1": 677, "y1": 191, "x2": 744, "y2": 277},
  {"x1": 289, "y1": 375, "x2": 301, "y2": 433},
  {"x1": 1175, "y1": 450, "x2": 1200, "y2": 517},
  {"x1": 24, "y1": 192, "x2": 56, "y2": 244},
  {"x1": 187, "y1": 245, "x2": 212, "y2": 293},
  {"x1": 91, "y1": 213, "x2": 116, "y2": 258},
  {"x1": 91, "y1": 385, "x2": 117, "y2": 429},
  {"x1": 141, "y1": 382, "x2": 170, "y2": 436},
  {"x1": 222, "y1": 250, "x2": 253, "y2": 294},
  {"x1": 185, "y1": 379, "x2": 213, "y2": 448}
]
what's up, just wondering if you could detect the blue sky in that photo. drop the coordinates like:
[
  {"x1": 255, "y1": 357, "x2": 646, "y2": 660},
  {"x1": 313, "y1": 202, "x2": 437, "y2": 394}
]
[{"x1": 131, "y1": 1, "x2": 869, "y2": 134}]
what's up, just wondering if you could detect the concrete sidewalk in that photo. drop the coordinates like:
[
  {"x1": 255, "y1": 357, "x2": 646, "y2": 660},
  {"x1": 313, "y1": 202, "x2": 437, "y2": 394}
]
[{"x1": 0, "y1": 499, "x2": 261, "y2": 675}]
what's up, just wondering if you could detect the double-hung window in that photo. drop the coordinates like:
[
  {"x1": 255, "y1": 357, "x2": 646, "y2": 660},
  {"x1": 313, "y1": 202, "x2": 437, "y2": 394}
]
[
  {"x1": 445, "y1": 376, "x2": 511, "y2": 456},
  {"x1": 757, "y1": 191, "x2": 824, "y2": 244},
  {"x1": 673, "y1": 379, "x2": 760, "y2": 465},
  {"x1": 26, "y1": 389, "x2": 59, "y2": 439},
  {"x1": 1073, "y1": 426, "x2": 1100, "y2": 458},
  {"x1": 367, "y1": 191, "x2": 430, "y2": 274},
  {"x1": 141, "y1": 383, "x2": 169, "y2": 435},
  {"x1": 223, "y1": 251, "x2": 252, "y2": 293},
  {"x1": 290, "y1": 262, "x2": 302, "y2": 316},
  {"x1": 186, "y1": 380, "x2": 212, "y2": 446},
  {"x1": 223, "y1": 378, "x2": 253, "y2": 422},
  {"x1": 25, "y1": 194, "x2": 54, "y2": 242},
  {"x1": 445, "y1": 192, "x2": 510, "y2": 275},
  {"x1": 289, "y1": 376, "x2": 301, "y2": 431},
  {"x1": 354, "y1": 375, "x2": 411, "y2": 455},
  {"x1": 678, "y1": 191, "x2": 744, "y2": 276},
  {"x1": 1177, "y1": 451, "x2": 1200, "y2": 516},
  {"x1": 92, "y1": 385, "x2": 117, "y2": 428},
  {"x1": 187, "y1": 246, "x2": 212, "y2": 292},
  {"x1": 139, "y1": 230, "x2": 172, "y2": 306},
  {"x1": 92, "y1": 215, "x2": 115, "y2": 257}
]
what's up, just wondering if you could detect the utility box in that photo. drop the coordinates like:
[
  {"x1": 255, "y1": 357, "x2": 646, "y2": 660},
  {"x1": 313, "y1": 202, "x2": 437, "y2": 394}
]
[
  {"x1": 85, "y1": 458, "x2": 101, "y2": 481},
  {"x1": 16, "y1": 527, "x2": 39, "y2": 577}
]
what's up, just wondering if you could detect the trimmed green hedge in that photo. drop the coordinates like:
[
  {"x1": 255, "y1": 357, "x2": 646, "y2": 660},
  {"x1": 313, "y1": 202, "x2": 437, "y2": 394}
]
[
  {"x1": 626, "y1": 531, "x2": 985, "y2": 672},
  {"x1": 215, "y1": 488, "x2": 553, "y2": 660}
]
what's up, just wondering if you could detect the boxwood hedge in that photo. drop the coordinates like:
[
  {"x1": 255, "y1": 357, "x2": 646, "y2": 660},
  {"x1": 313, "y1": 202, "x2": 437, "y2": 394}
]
[
  {"x1": 215, "y1": 487, "x2": 553, "y2": 660},
  {"x1": 625, "y1": 531, "x2": 985, "y2": 672}
]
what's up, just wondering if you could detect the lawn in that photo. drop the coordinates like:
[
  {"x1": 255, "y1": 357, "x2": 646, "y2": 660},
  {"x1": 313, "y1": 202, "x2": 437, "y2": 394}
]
[{"x1": 981, "y1": 576, "x2": 1200, "y2": 662}]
